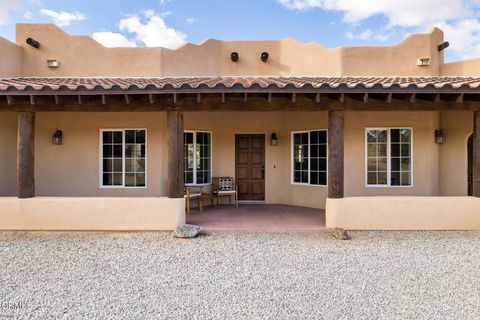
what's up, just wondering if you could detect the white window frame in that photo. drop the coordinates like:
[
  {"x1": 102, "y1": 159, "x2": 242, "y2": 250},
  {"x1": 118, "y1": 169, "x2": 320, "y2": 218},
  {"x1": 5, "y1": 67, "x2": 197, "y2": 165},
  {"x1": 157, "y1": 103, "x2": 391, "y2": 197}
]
[
  {"x1": 184, "y1": 130, "x2": 213, "y2": 186},
  {"x1": 99, "y1": 128, "x2": 148, "y2": 189},
  {"x1": 290, "y1": 129, "x2": 328, "y2": 187},
  {"x1": 364, "y1": 127, "x2": 413, "y2": 188}
]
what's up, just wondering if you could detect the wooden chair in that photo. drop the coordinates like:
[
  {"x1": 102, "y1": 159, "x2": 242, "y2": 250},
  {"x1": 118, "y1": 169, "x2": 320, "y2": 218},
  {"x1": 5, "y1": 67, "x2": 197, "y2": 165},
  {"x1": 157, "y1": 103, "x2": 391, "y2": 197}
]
[
  {"x1": 212, "y1": 177, "x2": 238, "y2": 208},
  {"x1": 184, "y1": 186, "x2": 203, "y2": 215},
  {"x1": 201, "y1": 191, "x2": 215, "y2": 209}
]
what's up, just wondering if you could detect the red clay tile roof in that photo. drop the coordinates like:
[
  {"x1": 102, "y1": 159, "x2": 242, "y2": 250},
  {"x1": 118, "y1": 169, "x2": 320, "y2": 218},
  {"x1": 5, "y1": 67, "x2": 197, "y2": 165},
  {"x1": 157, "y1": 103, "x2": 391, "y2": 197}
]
[{"x1": 1, "y1": 77, "x2": 480, "y2": 93}]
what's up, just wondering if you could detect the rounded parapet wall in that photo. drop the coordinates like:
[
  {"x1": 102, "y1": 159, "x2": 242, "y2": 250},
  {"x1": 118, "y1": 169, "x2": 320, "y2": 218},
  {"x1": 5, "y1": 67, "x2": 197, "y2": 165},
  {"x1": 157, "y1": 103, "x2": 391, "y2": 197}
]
[{"x1": 1, "y1": 24, "x2": 448, "y2": 77}]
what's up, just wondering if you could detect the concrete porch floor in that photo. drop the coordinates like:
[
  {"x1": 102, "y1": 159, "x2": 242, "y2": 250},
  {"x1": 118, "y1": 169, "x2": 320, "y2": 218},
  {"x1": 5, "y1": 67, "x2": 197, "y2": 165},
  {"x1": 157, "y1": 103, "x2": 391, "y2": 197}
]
[{"x1": 186, "y1": 204, "x2": 326, "y2": 232}]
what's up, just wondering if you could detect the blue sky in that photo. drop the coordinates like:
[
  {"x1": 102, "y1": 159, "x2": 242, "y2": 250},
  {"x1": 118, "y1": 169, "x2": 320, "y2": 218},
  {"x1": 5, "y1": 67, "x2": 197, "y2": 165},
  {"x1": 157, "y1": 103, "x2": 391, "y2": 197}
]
[{"x1": 1, "y1": 0, "x2": 480, "y2": 62}]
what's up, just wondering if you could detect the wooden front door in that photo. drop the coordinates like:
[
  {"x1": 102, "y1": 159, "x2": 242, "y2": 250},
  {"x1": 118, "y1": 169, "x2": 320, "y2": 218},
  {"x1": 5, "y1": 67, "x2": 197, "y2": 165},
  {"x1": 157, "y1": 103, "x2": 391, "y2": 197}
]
[{"x1": 235, "y1": 134, "x2": 265, "y2": 200}]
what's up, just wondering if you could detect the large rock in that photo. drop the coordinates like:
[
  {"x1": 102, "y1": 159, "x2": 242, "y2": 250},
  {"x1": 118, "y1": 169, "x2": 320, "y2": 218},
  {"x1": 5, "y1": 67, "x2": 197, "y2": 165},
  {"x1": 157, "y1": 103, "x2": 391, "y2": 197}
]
[
  {"x1": 329, "y1": 228, "x2": 350, "y2": 240},
  {"x1": 172, "y1": 224, "x2": 202, "y2": 238}
]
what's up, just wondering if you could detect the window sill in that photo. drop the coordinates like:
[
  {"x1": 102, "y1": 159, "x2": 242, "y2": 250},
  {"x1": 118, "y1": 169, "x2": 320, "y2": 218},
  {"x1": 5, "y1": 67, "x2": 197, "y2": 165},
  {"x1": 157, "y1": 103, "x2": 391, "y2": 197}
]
[
  {"x1": 365, "y1": 185, "x2": 413, "y2": 188},
  {"x1": 290, "y1": 182, "x2": 328, "y2": 187},
  {"x1": 98, "y1": 186, "x2": 148, "y2": 189}
]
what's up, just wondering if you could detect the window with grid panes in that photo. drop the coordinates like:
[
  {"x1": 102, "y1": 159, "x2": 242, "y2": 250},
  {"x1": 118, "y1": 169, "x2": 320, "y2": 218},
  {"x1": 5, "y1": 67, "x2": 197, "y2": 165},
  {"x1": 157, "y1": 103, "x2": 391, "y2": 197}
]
[
  {"x1": 101, "y1": 129, "x2": 146, "y2": 187},
  {"x1": 184, "y1": 131, "x2": 211, "y2": 185},
  {"x1": 292, "y1": 130, "x2": 327, "y2": 185},
  {"x1": 366, "y1": 128, "x2": 412, "y2": 187}
]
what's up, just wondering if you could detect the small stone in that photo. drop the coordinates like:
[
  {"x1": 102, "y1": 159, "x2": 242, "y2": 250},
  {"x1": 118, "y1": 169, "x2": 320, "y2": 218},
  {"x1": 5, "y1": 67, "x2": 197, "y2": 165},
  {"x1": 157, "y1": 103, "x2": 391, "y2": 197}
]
[
  {"x1": 172, "y1": 224, "x2": 202, "y2": 238},
  {"x1": 329, "y1": 228, "x2": 350, "y2": 240}
]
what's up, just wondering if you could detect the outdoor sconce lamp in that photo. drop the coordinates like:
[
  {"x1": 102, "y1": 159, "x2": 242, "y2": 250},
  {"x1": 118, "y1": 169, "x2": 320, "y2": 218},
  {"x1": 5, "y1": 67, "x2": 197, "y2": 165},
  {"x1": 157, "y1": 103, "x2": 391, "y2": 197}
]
[
  {"x1": 26, "y1": 37, "x2": 40, "y2": 48},
  {"x1": 261, "y1": 52, "x2": 269, "y2": 62},
  {"x1": 435, "y1": 129, "x2": 445, "y2": 144},
  {"x1": 417, "y1": 58, "x2": 430, "y2": 66},
  {"x1": 231, "y1": 52, "x2": 239, "y2": 62},
  {"x1": 437, "y1": 41, "x2": 450, "y2": 52},
  {"x1": 271, "y1": 132, "x2": 278, "y2": 146},
  {"x1": 47, "y1": 59, "x2": 60, "y2": 68},
  {"x1": 52, "y1": 129, "x2": 63, "y2": 145}
]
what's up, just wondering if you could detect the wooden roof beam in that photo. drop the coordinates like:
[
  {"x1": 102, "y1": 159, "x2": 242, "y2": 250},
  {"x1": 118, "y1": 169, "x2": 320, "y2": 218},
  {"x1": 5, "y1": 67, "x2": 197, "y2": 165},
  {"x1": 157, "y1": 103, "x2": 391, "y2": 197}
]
[
  {"x1": 387, "y1": 93, "x2": 392, "y2": 103},
  {"x1": 2, "y1": 94, "x2": 480, "y2": 111},
  {"x1": 456, "y1": 93, "x2": 464, "y2": 103},
  {"x1": 409, "y1": 94, "x2": 416, "y2": 104}
]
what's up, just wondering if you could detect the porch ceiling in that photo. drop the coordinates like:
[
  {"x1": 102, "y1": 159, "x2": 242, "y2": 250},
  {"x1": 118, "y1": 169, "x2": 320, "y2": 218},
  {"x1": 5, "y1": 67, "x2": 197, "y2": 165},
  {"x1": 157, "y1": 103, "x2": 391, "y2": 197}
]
[{"x1": 1, "y1": 76, "x2": 480, "y2": 111}]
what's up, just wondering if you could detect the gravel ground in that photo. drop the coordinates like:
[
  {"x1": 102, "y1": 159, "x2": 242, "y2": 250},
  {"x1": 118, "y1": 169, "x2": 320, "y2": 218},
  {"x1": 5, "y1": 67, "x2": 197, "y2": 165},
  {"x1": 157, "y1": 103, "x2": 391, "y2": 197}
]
[{"x1": 1, "y1": 231, "x2": 480, "y2": 319}]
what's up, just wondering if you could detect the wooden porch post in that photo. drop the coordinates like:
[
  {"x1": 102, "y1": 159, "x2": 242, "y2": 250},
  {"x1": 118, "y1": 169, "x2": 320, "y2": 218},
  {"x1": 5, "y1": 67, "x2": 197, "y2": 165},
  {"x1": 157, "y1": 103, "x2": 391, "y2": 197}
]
[
  {"x1": 167, "y1": 110, "x2": 184, "y2": 198},
  {"x1": 473, "y1": 111, "x2": 480, "y2": 197},
  {"x1": 328, "y1": 110, "x2": 344, "y2": 198},
  {"x1": 17, "y1": 111, "x2": 35, "y2": 198}
]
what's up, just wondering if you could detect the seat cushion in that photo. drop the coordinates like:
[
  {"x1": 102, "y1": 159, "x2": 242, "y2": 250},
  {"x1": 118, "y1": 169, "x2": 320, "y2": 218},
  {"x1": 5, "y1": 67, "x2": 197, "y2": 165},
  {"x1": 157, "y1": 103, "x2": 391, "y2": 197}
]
[
  {"x1": 184, "y1": 192, "x2": 201, "y2": 198},
  {"x1": 218, "y1": 177, "x2": 234, "y2": 191},
  {"x1": 213, "y1": 190, "x2": 236, "y2": 195}
]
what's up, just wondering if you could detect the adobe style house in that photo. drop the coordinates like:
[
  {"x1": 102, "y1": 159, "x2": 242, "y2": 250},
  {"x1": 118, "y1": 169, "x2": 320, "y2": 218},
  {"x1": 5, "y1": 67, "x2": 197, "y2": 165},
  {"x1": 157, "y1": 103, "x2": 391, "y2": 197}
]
[{"x1": 0, "y1": 24, "x2": 479, "y2": 230}]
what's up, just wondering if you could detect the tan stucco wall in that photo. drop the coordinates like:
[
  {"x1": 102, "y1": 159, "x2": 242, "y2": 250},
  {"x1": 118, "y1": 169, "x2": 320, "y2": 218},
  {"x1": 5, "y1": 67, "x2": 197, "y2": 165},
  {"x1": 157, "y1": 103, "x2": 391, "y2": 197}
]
[
  {"x1": 0, "y1": 197, "x2": 184, "y2": 230},
  {"x1": 184, "y1": 112, "x2": 329, "y2": 208},
  {"x1": 0, "y1": 37, "x2": 22, "y2": 77},
  {"x1": 185, "y1": 111, "x2": 444, "y2": 208},
  {"x1": 7, "y1": 23, "x2": 480, "y2": 77},
  {"x1": 441, "y1": 58, "x2": 480, "y2": 76},
  {"x1": 162, "y1": 39, "x2": 343, "y2": 77},
  {"x1": 439, "y1": 111, "x2": 473, "y2": 196},
  {"x1": 344, "y1": 111, "x2": 440, "y2": 197},
  {"x1": 16, "y1": 24, "x2": 163, "y2": 77},
  {"x1": 340, "y1": 27, "x2": 444, "y2": 76},
  {"x1": 0, "y1": 24, "x2": 445, "y2": 77},
  {"x1": 0, "y1": 113, "x2": 17, "y2": 196},
  {"x1": 35, "y1": 112, "x2": 168, "y2": 197},
  {"x1": 0, "y1": 110, "x2": 472, "y2": 207},
  {"x1": 326, "y1": 197, "x2": 480, "y2": 230}
]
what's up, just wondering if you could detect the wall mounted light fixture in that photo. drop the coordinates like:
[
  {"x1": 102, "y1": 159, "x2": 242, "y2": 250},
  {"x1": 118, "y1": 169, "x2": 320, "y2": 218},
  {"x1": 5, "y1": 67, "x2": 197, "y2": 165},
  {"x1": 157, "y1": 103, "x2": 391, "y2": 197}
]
[
  {"x1": 52, "y1": 129, "x2": 63, "y2": 145},
  {"x1": 47, "y1": 60, "x2": 60, "y2": 68},
  {"x1": 417, "y1": 58, "x2": 430, "y2": 66},
  {"x1": 435, "y1": 129, "x2": 445, "y2": 144},
  {"x1": 271, "y1": 132, "x2": 278, "y2": 146},
  {"x1": 231, "y1": 52, "x2": 239, "y2": 62}
]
